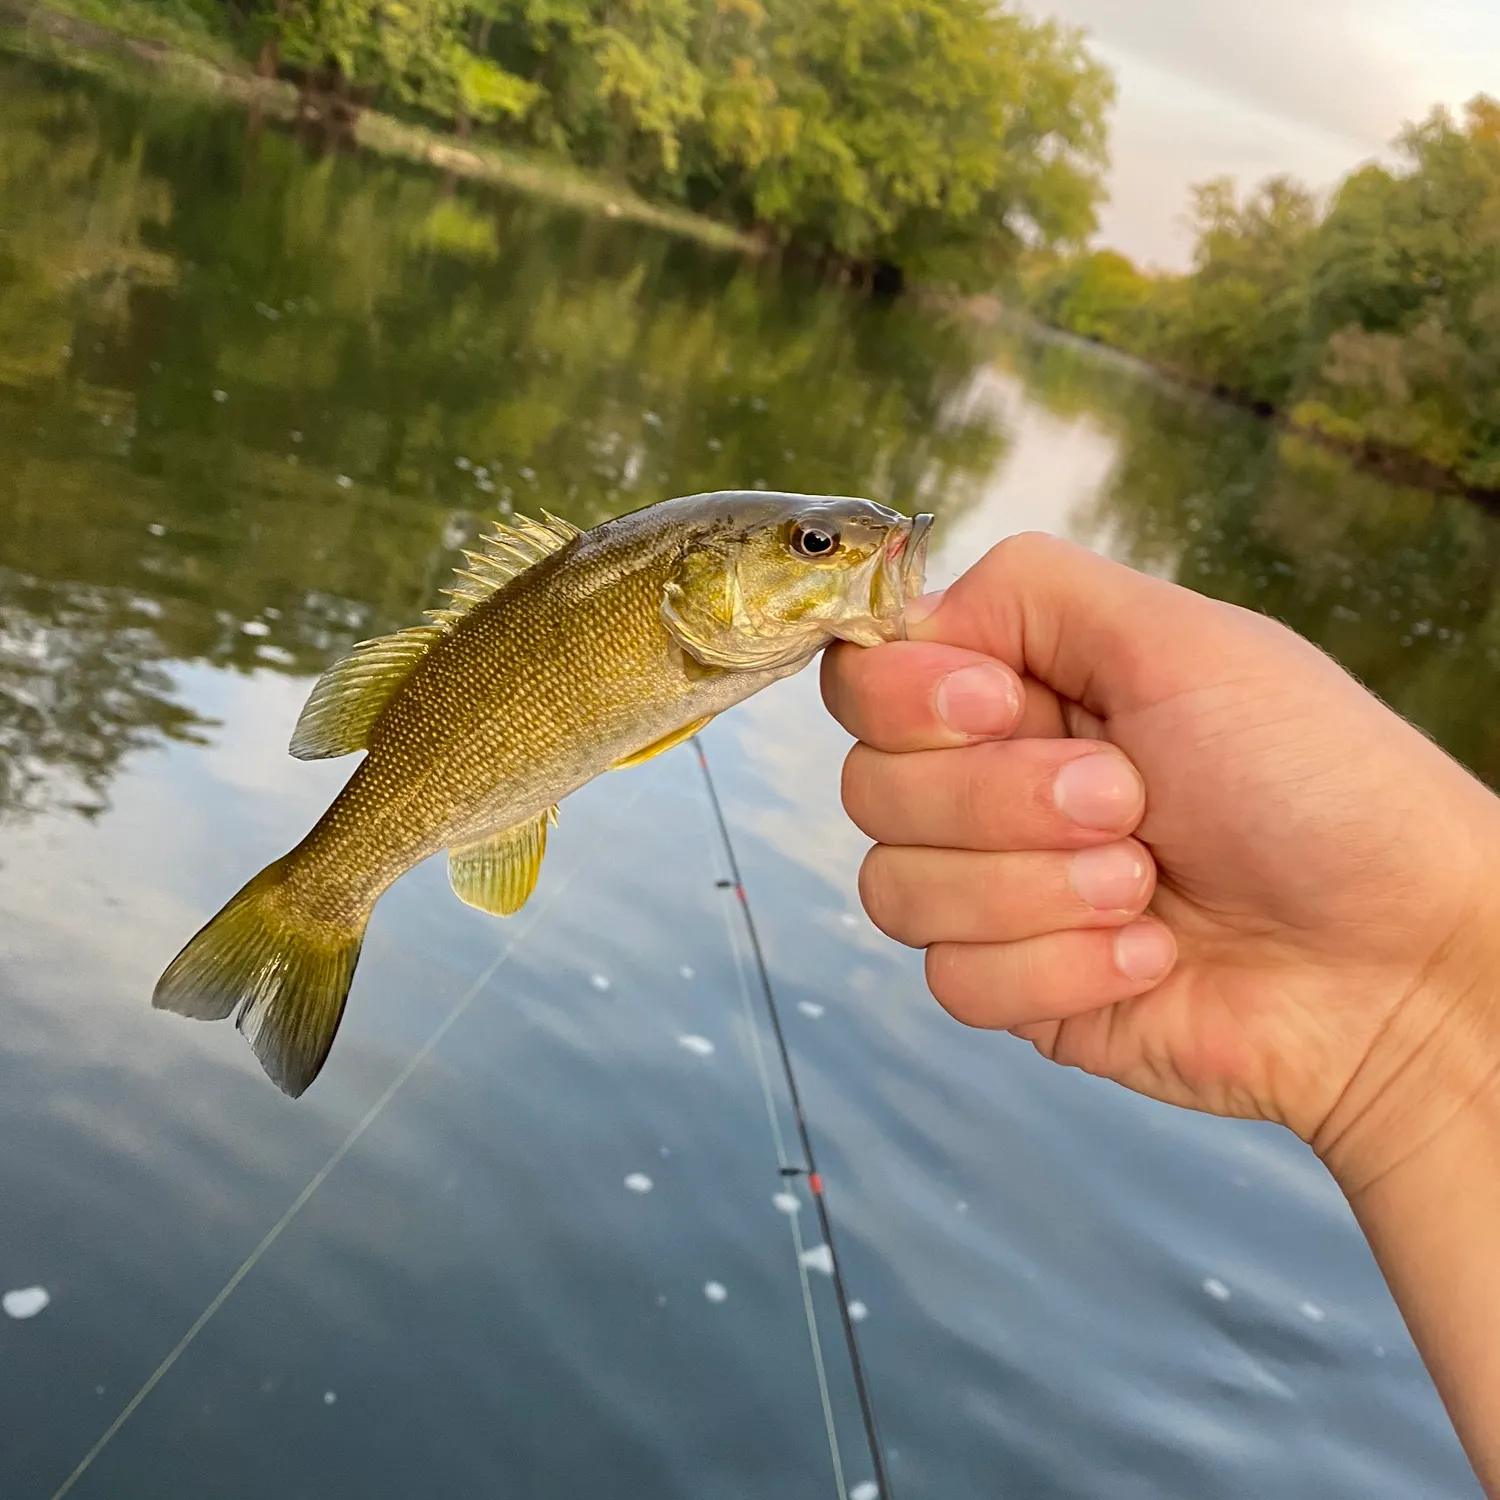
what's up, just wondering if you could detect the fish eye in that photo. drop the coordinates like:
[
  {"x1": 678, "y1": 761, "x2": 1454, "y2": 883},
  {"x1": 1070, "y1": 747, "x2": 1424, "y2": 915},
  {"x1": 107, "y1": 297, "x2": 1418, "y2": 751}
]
[{"x1": 791, "y1": 522, "x2": 840, "y2": 559}]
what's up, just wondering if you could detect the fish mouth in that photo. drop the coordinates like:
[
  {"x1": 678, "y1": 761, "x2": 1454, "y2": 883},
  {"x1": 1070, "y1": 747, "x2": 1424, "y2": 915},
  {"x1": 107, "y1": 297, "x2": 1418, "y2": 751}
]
[
  {"x1": 897, "y1": 513, "x2": 933, "y2": 601},
  {"x1": 863, "y1": 512, "x2": 933, "y2": 642},
  {"x1": 882, "y1": 513, "x2": 932, "y2": 617}
]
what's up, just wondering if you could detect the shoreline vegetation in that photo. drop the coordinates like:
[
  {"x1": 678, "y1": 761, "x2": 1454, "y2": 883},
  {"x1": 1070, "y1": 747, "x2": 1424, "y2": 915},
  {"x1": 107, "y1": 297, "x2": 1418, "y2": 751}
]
[
  {"x1": 0, "y1": 0, "x2": 1111, "y2": 293},
  {"x1": 3, "y1": 0, "x2": 1498, "y2": 509},
  {"x1": 1013, "y1": 101, "x2": 1500, "y2": 509},
  {"x1": 0, "y1": 0, "x2": 754, "y2": 248}
]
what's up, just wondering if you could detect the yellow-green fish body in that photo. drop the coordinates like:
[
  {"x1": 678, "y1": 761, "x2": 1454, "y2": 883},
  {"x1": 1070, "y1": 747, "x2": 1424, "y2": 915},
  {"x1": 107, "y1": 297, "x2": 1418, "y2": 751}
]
[{"x1": 154, "y1": 491, "x2": 931, "y2": 1095}]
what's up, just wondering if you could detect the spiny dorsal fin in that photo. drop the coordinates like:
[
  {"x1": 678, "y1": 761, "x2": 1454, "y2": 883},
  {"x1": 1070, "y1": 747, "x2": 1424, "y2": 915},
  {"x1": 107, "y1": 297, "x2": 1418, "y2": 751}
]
[
  {"x1": 448, "y1": 807, "x2": 556, "y2": 916},
  {"x1": 426, "y1": 510, "x2": 582, "y2": 627},
  {"x1": 289, "y1": 623, "x2": 446, "y2": 760}
]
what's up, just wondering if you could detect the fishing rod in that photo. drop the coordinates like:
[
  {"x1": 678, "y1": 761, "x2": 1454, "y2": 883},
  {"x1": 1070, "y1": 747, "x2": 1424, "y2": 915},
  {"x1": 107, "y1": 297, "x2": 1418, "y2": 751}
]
[{"x1": 693, "y1": 739, "x2": 894, "y2": 1500}]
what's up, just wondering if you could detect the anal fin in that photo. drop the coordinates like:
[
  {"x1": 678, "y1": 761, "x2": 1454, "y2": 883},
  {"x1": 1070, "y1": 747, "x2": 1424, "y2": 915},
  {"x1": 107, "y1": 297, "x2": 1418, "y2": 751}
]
[
  {"x1": 448, "y1": 809, "x2": 555, "y2": 916},
  {"x1": 610, "y1": 716, "x2": 714, "y2": 771}
]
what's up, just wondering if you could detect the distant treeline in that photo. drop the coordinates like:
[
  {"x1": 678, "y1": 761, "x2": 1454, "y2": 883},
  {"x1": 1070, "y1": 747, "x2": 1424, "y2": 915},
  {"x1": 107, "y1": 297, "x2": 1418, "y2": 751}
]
[
  {"x1": 213, "y1": 0, "x2": 1113, "y2": 287},
  {"x1": 1018, "y1": 97, "x2": 1500, "y2": 493}
]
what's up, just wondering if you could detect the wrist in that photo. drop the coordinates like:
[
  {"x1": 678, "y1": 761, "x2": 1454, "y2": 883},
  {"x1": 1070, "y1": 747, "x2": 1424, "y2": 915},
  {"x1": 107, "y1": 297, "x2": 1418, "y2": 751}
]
[{"x1": 1315, "y1": 880, "x2": 1500, "y2": 1198}]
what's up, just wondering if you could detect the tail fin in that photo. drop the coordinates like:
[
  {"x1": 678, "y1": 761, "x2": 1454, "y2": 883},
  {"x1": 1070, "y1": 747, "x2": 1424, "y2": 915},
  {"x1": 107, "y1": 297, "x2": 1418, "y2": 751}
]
[{"x1": 153, "y1": 857, "x2": 368, "y2": 1098}]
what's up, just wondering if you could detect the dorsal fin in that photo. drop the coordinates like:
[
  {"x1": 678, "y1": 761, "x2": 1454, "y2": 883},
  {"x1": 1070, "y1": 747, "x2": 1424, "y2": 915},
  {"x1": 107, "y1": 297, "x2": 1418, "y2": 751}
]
[
  {"x1": 288, "y1": 509, "x2": 583, "y2": 760},
  {"x1": 289, "y1": 623, "x2": 447, "y2": 759},
  {"x1": 426, "y1": 510, "x2": 582, "y2": 627}
]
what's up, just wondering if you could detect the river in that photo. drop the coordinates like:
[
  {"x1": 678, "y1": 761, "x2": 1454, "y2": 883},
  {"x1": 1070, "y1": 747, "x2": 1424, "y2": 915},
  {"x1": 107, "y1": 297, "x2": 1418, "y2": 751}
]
[{"x1": 0, "y1": 50, "x2": 1495, "y2": 1500}]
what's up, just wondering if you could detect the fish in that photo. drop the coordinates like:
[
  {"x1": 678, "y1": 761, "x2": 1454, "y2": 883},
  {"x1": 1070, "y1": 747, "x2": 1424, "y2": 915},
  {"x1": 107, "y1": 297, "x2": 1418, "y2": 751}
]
[{"x1": 153, "y1": 490, "x2": 932, "y2": 1097}]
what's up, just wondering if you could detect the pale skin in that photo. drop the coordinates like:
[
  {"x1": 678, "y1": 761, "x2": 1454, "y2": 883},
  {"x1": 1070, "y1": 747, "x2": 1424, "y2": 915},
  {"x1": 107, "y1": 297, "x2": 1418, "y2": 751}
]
[{"x1": 820, "y1": 532, "x2": 1500, "y2": 1494}]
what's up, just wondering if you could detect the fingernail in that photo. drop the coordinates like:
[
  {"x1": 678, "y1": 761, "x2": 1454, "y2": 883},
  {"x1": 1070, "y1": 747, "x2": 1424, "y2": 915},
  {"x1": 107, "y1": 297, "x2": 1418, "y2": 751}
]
[
  {"x1": 1114, "y1": 922, "x2": 1175, "y2": 982},
  {"x1": 1069, "y1": 844, "x2": 1148, "y2": 911},
  {"x1": 902, "y1": 590, "x2": 947, "y2": 630},
  {"x1": 1053, "y1": 752, "x2": 1142, "y2": 831},
  {"x1": 935, "y1": 663, "x2": 1018, "y2": 737}
]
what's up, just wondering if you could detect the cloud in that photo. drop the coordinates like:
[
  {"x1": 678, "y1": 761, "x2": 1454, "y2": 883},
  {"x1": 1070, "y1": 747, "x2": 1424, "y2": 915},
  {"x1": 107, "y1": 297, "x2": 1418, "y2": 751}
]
[
  {"x1": 1050, "y1": 0, "x2": 1417, "y2": 147},
  {"x1": 1037, "y1": 0, "x2": 1500, "y2": 268}
]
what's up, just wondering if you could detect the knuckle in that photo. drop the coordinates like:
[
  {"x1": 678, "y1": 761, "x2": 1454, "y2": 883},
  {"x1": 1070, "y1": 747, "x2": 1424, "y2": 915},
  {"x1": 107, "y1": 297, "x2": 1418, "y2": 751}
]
[
  {"x1": 840, "y1": 747, "x2": 881, "y2": 836},
  {"x1": 925, "y1": 945, "x2": 992, "y2": 1028},
  {"x1": 857, "y1": 848, "x2": 912, "y2": 944}
]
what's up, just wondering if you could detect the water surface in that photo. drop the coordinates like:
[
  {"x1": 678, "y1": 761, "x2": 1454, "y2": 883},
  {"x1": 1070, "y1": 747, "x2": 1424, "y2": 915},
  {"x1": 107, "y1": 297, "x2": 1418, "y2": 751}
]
[{"x1": 1, "y1": 53, "x2": 1496, "y2": 1500}]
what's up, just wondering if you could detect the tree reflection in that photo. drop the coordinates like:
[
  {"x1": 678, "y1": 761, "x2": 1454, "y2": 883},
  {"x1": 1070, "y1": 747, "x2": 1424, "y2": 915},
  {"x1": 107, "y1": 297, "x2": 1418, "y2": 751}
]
[
  {"x1": 0, "y1": 59, "x2": 1009, "y2": 824},
  {"x1": 0, "y1": 569, "x2": 211, "y2": 823}
]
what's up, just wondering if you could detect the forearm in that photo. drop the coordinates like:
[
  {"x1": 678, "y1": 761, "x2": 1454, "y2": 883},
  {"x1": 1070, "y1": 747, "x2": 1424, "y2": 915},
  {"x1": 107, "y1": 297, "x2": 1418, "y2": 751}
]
[{"x1": 1335, "y1": 955, "x2": 1500, "y2": 1494}]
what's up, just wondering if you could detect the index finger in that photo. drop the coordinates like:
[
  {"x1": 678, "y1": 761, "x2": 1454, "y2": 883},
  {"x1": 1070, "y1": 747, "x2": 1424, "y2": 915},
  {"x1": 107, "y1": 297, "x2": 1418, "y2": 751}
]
[{"x1": 821, "y1": 640, "x2": 1025, "y2": 752}]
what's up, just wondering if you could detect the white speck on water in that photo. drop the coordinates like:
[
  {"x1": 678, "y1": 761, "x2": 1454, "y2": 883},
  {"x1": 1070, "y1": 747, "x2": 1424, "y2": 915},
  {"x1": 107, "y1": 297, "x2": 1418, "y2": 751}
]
[
  {"x1": 336, "y1": 474, "x2": 353, "y2": 488},
  {"x1": 518, "y1": 466, "x2": 536, "y2": 482},
  {"x1": 257, "y1": 645, "x2": 296, "y2": 665},
  {"x1": 851, "y1": 1482, "x2": 880, "y2": 1500},
  {"x1": 147, "y1": 522, "x2": 166, "y2": 536},
  {"x1": 848, "y1": 1300, "x2": 869, "y2": 1322},
  {"x1": 955, "y1": 1200, "x2": 969, "y2": 1214},
  {"x1": 1373, "y1": 1344, "x2": 1386, "y2": 1358},
  {"x1": 678, "y1": 1034, "x2": 715, "y2": 1057},
  {"x1": 3, "y1": 1286, "x2": 50, "y2": 1319},
  {"x1": 797, "y1": 1001, "x2": 825, "y2": 1019},
  {"x1": 290, "y1": 430, "x2": 303, "y2": 443},
  {"x1": 624, "y1": 1173, "x2": 654, "y2": 1194},
  {"x1": 589, "y1": 973, "x2": 611, "y2": 992},
  {"x1": 455, "y1": 456, "x2": 472, "y2": 470},
  {"x1": 1203, "y1": 1278, "x2": 1232, "y2": 1303},
  {"x1": 323, "y1": 1391, "x2": 336, "y2": 1405},
  {"x1": 707, "y1": 437, "x2": 722, "y2": 451},
  {"x1": 839, "y1": 912, "x2": 859, "y2": 928},
  {"x1": 703, "y1": 1281, "x2": 727, "y2": 1304},
  {"x1": 99, "y1": 413, "x2": 113, "y2": 427},
  {"x1": 658, "y1": 1145, "x2": 670, "y2": 1158},
  {"x1": 94, "y1": 1385, "x2": 105, "y2": 1396},
  {"x1": 1298, "y1": 1301, "x2": 1326, "y2": 1323},
  {"x1": 241, "y1": 620, "x2": 270, "y2": 637},
  {"x1": 773, "y1": 1192, "x2": 801, "y2": 1215},
  {"x1": 212, "y1": 389, "x2": 228, "y2": 403},
  {"x1": 799, "y1": 1244, "x2": 834, "y2": 1276},
  {"x1": 678, "y1": 964, "x2": 695, "y2": 980},
  {"x1": 655, "y1": 1293, "x2": 667, "y2": 1306}
]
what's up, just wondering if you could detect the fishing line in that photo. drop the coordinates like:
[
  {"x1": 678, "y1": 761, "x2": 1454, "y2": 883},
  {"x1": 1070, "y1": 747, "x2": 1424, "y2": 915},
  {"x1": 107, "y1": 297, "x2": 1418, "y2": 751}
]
[
  {"x1": 711, "y1": 833, "x2": 849, "y2": 1500},
  {"x1": 48, "y1": 792, "x2": 641, "y2": 1500},
  {"x1": 694, "y1": 739, "x2": 894, "y2": 1500}
]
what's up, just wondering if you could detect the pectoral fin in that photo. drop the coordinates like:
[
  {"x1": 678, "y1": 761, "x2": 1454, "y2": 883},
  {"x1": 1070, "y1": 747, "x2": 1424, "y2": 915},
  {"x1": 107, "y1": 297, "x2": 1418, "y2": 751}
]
[
  {"x1": 448, "y1": 809, "x2": 555, "y2": 916},
  {"x1": 610, "y1": 716, "x2": 714, "y2": 771}
]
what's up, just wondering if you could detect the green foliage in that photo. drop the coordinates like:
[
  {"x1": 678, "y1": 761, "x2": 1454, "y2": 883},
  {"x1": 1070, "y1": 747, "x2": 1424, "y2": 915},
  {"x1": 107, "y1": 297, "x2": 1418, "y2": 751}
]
[
  {"x1": 46, "y1": 0, "x2": 1113, "y2": 284},
  {"x1": 1024, "y1": 95, "x2": 1500, "y2": 489}
]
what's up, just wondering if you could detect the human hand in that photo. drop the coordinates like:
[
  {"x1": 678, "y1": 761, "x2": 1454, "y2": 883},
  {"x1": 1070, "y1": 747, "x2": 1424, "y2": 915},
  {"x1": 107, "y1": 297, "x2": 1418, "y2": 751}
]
[{"x1": 821, "y1": 532, "x2": 1500, "y2": 1194}]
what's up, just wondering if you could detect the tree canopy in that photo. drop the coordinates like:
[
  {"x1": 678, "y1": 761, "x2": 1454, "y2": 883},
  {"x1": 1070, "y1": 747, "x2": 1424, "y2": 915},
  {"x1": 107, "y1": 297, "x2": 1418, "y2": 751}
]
[
  {"x1": 251, "y1": 0, "x2": 1114, "y2": 285},
  {"x1": 1021, "y1": 96, "x2": 1500, "y2": 490}
]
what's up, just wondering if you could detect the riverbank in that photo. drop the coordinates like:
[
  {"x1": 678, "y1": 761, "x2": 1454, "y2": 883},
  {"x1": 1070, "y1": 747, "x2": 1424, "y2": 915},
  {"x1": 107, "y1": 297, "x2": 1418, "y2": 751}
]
[
  {"x1": 973, "y1": 302, "x2": 1500, "y2": 514},
  {"x1": 0, "y1": 0, "x2": 756, "y2": 254}
]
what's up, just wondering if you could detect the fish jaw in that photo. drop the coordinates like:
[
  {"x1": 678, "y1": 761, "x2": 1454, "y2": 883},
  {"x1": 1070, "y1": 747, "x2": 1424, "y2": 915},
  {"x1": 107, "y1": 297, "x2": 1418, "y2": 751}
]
[{"x1": 830, "y1": 511, "x2": 934, "y2": 648}]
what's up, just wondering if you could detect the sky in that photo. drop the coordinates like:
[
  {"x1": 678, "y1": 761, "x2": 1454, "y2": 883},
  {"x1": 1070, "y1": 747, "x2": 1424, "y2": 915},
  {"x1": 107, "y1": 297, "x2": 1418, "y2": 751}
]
[{"x1": 1039, "y1": 0, "x2": 1500, "y2": 269}]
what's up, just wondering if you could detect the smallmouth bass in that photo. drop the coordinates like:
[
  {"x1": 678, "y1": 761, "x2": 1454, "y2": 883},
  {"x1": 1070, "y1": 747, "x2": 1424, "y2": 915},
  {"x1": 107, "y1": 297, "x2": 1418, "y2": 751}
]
[{"x1": 154, "y1": 490, "x2": 932, "y2": 1096}]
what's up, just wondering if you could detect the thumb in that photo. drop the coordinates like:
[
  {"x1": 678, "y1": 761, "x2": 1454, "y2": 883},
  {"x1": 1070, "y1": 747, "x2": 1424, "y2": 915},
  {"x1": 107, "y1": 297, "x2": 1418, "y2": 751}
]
[{"x1": 907, "y1": 532, "x2": 1249, "y2": 722}]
